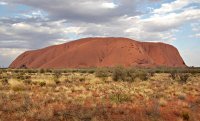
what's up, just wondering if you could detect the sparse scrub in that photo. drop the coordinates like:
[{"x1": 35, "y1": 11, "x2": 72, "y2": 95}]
[
  {"x1": 79, "y1": 77, "x2": 85, "y2": 82},
  {"x1": 39, "y1": 81, "x2": 46, "y2": 87},
  {"x1": 40, "y1": 68, "x2": 45, "y2": 73},
  {"x1": 23, "y1": 79, "x2": 32, "y2": 85},
  {"x1": 110, "y1": 93, "x2": 131, "y2": 103},
  {"x1": 135, "y1": 70, "x2": 149, "y2": 81},
  {"x1": 181, "y1": 111, "x2": 190, "y2": 121},
  {"x1": 53, "y1": 70, "x2": 62, "y2": 84},
  {"x1": 9, "y1": 80, "x2": 27, "y2": 91},
  {"x1": 88, "y1": 69, "x2": 95, "y2": 74},
  {"x1": 179, "y1": 73, "x2": 190, "y2": 83},
  {"x1": 170, "y1": 71, "x2": 177, "y2": 80},
  {"x1": 112, "y1": 66, "x2": 127, "y2": 81},
  {"x1": 1, "y1": 78, "x2": 8, "y2": 85},
  {"x1": 112, "y1": 67, "x2": 149, "y2": 82},
  {"x1": 172, "y1": 73, "x2": 190, "y2": 83},
  {"x1": 11, "y1": 84, "x2": 27, "y2": 91},
  {"x1": 0, "y1": 68, "x2": 199, "y2": 120},
  {"x1": 95, "y1": 68, "x2": 110, "y2": 78}
]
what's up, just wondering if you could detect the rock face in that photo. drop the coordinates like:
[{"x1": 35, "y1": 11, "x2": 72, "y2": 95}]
[{"x1": 9, "y1": 37, "x2": 186, "y2": 69}]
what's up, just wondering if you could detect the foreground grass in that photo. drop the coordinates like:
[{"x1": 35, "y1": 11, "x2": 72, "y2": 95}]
[{"x1": 0, "y1": 67, "x2": 200, "y2": 121}]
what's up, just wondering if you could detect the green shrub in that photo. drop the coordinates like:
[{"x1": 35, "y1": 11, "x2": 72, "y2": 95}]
[
  {"x1": 170, "y1": 70, "x2": 178, "y2": 80},
  {"x1": 53, "y1": 70, "x2": 62, "y2": 84},
  {"x1": 171, "y1": 72, "x2": 190, "y2": 83},
  {"x1": 79, "y1": 69, "x2": 87, "y2": 73},
  {"x1": 95, "y1": 68, "x2": 109, "y2": 78},
  {"x1": 40, "y1": 69, "x2": 45, "y2": 73},
  {"x1": 110, "y1": 93, "x2": 131, "y2": 103},
  {"x1": 179, "y1": 73, "x2": 190, "y2": 83},
  {"x1": 11, "y1": 84, "x2": 27, "y2": 91},
  {"x1": 24, "y1": 79, "x2": 32, "y2": 85},
  {"x1": 112, "y1": 67, "x2": 149, "y2": 82},
  {"x1": 136, "y1": 70, "x2": 148, "y2": 81},
  {"x1": 112, "y1": 66, "x2": 127, "y2": 81},
  {"x1": 1, "y1": 78, "x2": 8, "y2": 85},
  {"x1": 88, "y1": 69, "x2": 95, "y2": 74},
  {"x1": 46, "y1": 69, "x2": 53, "y2": 73},
  {"x1": 39, "y1": 82, "x2": 46, "y2": 87},
  {"x1": 79, "y1": 77, "x2": 85, "y2": 82},
  {"x1": 181, "y1": 111, "x2": 190, "y2": 121},
  {"x1": 15, "y1": 74, "x2": 31, "y2": 80},
  {"x1": 54, "y1": 79, "x2": 60, "y2": 85},
  {"x1": 54, "y1": 70, "x2": 62, "y2": 79},
  {"x1": 149, "y1": 70, "x2": 155, "y2": 77}
]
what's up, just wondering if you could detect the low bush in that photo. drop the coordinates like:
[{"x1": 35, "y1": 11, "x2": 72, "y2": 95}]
[
  {"x1": 54, "y1": 70, "x2": 62, "y2": 78},
  {"x1": 112, "y1": 66, "x2": 127, "y2": 81},
  {"x1": 54, "y1": 79, "x2": 61, "y2": 85},
  {"x1": 87, "y1": 69, "x2": 95, "y2": 74},
  {"x1": 170, "y1": 70, "x2": 178, "y2": 80},
  {"x1": 11, "y1": 83, "x2": 27, "y2": 91},
  {"x1": 95, "y1": 68, "x2": 110, "y2": 78},
  {"x1": 112, "y1": 67, "x2": 149, "y2": 82},
  {"x1": 110, "y1": 93, "x2": 131, "y2": 103},
  {"x1": 171, "y1": 73, "x2": 190, "y2": 83},
  {"x1": 179, "y1": 73, "x2": 190, "y2": 83},
  {"x1": 40, "y1": 69, "x2": 45, "y2": 73},
  {"x1": 135, "y1": 70, "x2": 149, "y2": 81},
  {"x1": 181, "y1": 111, "x2": 190, "y2": 121},
  {"x1": 79, "y1": 77, "x2": 85, "y2": 82},
  {"x1": 39, "y1": 82, "x2": 46, "y2": 87},
  {"x1": 1, "y1": 78, "x2": 8, "y2": 85},
  {"x1": 24, "y1": 79, "x2": 32, "y2": 85},
  {"x1": 53, "y1": 70, "x2": 62, "y2": 84}
]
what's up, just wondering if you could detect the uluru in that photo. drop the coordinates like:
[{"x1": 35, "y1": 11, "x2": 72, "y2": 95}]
[{"x1": 9, "y1": 37, "x2": 186, "y2": 69}]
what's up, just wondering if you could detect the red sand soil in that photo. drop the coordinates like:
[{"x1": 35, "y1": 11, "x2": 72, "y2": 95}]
[{"x1": 9, "y1": 37, "x2": 186, "y2": 69}]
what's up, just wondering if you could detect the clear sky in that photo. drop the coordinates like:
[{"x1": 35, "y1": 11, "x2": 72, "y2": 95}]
[{"x1": 0, "y1": 0, "x2": 200, "y2": 67}]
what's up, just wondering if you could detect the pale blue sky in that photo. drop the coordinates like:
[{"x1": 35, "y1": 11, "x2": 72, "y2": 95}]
[{"x1": 0, "y1": 0, "x2": 200, "y2": 67}]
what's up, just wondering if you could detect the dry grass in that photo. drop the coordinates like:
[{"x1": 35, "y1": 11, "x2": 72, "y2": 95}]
[
  {"x1": 9, "y1": 79, "x2": 27, "y2": 91},
  {"x1": 0, "y1": 68, "x2": 199, "y2": 120}
]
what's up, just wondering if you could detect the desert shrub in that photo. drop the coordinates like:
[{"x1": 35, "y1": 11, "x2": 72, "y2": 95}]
[
  {"x1": 112, "y1": 66, "x2": 127, "y2": 81},
  {"x1": 181, "y1": 111, "x2": 190, "y2": 121},
  {"x1": 0, "y1": 74, "x2": 2, "y2": 80},
  {"x1": 79, "y1": 69, "x2": 87, "y2": 73},
  {"x1": 1, "y1": 78, "x2": 8, "y2": 85},
  {"x1": 11, "y1": 83, "x2": 27, "y2": 91},
  {"x1": 40, "y1": 69, "x2": 45, "y2": 73},
  {"x1": 53, "y1": 70, "x2": 62, "y2": 84},
  {"x1": 26, "y1": 69, "x2": 38, "y2": 73},
  {"x1": 14, "y1": 69, "x2": 20, "y2": 73},
  {"x1": 145, "y1": 102, "x2": 160, "y2": 119},
  {"x1": 135, "y1": 70, "x2": 149, "y2": 81},
  {"x1": 110, "y1": 93, "x2": 131, "y2": 103},
  {"x1": 46, "y1": 69, "x2": 53, "y2": 73},
  {"x1": 15, "y1": 74, "x2": 31, "y2": 81},
  {"x1": 88, "y1": 69, "x2": 95, "y2": 74},
  {"x1": 39, "y1": 82, "x2": 46, "y2": 87},
  {"x1": 149, "y1": 70, "x2": 155, "y2": 77},
  {"x1": 54, "y1": 79, "x2": 60, "y2": 85},
  {"x1": 24, "y1": 79, "x2": 32, "y2": 85},
  {"x1": 95, "y1": 68, "x2": 109, "y2": 78},
  {"x1": 112, "y1": 67, "x2": 149, "y2": 82},
  {"x1": 179, "y1": 73, "x2": 190, "y2": 83},
  {"x1": 79, "y1": 77, "x2": 85, "y2": 82},
  {"x1": 170, "y1": 69, "x2": 179, "y2": 80},
  {"x1": 54, "y1": 70, "x2": 62, "y2": 78},
  {"x1": 171, "y1": 72, "x2": 190, "y2": 83}
]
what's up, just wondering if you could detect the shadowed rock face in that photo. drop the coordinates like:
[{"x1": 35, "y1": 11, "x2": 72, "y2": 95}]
[{"x1": 9, "y1": 37, "x2": 186, "y2": 69}]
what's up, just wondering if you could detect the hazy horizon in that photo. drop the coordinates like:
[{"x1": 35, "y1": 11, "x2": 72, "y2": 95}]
[{"x1": 0, "y1": 0, "x2": 200, "y2": 67}]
